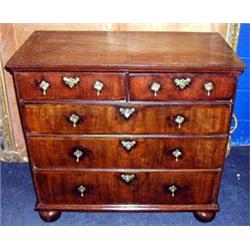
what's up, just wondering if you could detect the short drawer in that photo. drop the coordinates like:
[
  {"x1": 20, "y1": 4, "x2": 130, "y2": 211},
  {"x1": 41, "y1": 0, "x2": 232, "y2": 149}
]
[
  {"x1": 28, "y1": 137, "x2": 227, "y2": 169},
  {"x1": 129, "y1": 73, "x2": 236, "y2": 101},
  {"x1": 34, "y1": 170, "x2": 220, "y2": 205},
  {"x1": 15, "y1": 72, "x2": 126, "y2": 100},
  {"x1": 22, "y1": 104, "x2": 231, "y2": 135}
]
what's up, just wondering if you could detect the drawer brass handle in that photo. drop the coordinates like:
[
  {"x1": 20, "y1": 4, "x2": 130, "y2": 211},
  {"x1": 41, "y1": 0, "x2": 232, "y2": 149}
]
[
  {"x1": 69, "y1": 113, "x2": 80, "y2": 127},
  {"x1": 119, "y1": 107, "x2": 136, "y2": 119},
  {"x1": 168, "y1": 184, "x2": 178, "y2": 197},
  {"x1": 174, "y1": 78, "x2": 191, "y2": 90},
  {"x1": 150, "y1": 82, "x2": 161, "y2": 96},
  {"x1": 174, "y1": 115, "x2": 185, "y2": 128},
  {"x1": 77, "y1": 185, "x2": 87, "y2": 197},
  {"x1": 204, "y1": 82, "x2": 214, "y2": 96},
  {"x1": 39, "y1": 80, "x2": 50, "y2": 95},
  {"x1": 172, "y1": 149, "x2": 182, "y2": 161},
  {"x1": 230, "y1": 113, "x2": 238, "y2": 134},
  {"x1": 93, "y1": 80, "x2": 104, "y2": 96},
  {"x1": 120, "y1": 174, "x2": 136, "y2": 184},
  {"x1": 63, "y1": 77, "x2": 80, "y2": 88},
  {"x1": 121, "y1": 140, "x2": 136, "y2": 151},
  {"x1": 72, "y1": 148, "x2": 84, "y2": 162},
  {"x1": 226, "y1": 114, "x2": 238, "y2": 157}
]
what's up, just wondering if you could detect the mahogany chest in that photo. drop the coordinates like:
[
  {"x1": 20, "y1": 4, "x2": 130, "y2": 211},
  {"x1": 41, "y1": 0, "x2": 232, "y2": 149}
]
[{"x1": 6, "y1": 31, "x2": 245, "y2": 223}]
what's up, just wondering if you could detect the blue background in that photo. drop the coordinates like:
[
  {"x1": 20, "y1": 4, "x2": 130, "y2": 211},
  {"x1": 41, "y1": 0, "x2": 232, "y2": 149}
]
[{"x1": 233, "y1": 23, "x2": 250, "y2": 145}]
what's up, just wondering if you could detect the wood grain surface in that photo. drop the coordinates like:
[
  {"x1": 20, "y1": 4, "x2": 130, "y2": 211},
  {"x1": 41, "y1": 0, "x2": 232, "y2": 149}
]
[
  {"x1": 15, "y1": 72, "x2": 126, "y2": 100},
  {"x1": 22, "y1": 103, "x2": 231, "y2": 135},
  {"x1": 130, "y1": 73, "x2": 236, "y2": 101},
  {"x1": 6, "y1": 31, "x2": 244, "y2": 72},
  {"x1": 27, "y1": 137, "x2": 227, "y2": 169},
  {"x1": 34, "y1": 170, "x2": 220, "y2": 205}
]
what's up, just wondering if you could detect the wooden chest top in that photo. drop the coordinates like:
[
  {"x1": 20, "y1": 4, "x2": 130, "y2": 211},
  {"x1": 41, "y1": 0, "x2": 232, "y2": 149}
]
[{"x1": 6, "y1": 31, "x2": 244, "y2": 73}]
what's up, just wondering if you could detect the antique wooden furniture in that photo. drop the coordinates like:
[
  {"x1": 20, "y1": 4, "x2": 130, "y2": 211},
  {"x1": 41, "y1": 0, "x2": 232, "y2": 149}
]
[{"x1": 6, "y1": 31, "x2": 244, "y2": 223}]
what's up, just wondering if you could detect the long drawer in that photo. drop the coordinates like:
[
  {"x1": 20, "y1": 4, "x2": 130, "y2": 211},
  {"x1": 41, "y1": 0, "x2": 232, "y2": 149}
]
[
  {"x1": 15, "y1": 72, "x2": 126, "y2": 100},
  {"x1": 28, "y1": 137, "x2": 227, "y2": 169},
  {"x1": 22, "y1": 104, "x2": 231, "y2": 135},
  {"x1": 34, "y1": 170, "x2": 220, "y2": 205},
  {"x1": 129, "y1": 73, "x2": 236, "y2": 101}
]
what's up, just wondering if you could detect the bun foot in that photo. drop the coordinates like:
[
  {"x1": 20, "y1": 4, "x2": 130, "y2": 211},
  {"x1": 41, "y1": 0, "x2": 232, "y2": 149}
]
[
  {"x1": 39, "y1": 210, "x2": 61, "y2": 222},
  {"x1": 193, "y1": 211, "x2": 216, "y2": 223}
]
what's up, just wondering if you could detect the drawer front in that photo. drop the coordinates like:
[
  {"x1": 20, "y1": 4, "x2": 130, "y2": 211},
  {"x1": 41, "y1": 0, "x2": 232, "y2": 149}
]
[
  {"x1": 15, "y1": 72, "x2": 126, "y2": 100},
  {"x1": 23, "y1": 104, "x2": 231, "y2": 135},
  {"x1": 28, "y1": 137, "x2": 227, "y2": 169},
  {"x1": 35, "y1": 170, "x2": 219, "y2": 205},
  {"x1": 129, "y1": 73, "x2": 236, "y2": 101}
]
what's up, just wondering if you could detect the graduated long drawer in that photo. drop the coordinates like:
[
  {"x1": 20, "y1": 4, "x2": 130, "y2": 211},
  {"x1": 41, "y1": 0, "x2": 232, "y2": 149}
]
[
  {"x1": 22, "y1": 104, "x2": 231, "y2": 135},
  {"x1": 28, "y1": 137, "x2": 227, "y2": 169},
  {"x1": 34, "y1": 170, "x2": 220, "y2": 206}
]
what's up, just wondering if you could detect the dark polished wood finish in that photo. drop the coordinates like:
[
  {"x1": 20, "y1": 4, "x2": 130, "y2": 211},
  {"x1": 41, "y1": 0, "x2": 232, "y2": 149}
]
[
  {"x1": 22, "y1": 104, "x2": 231, "y2": 135},
  {"x1": 36, "y1": 203, "x2": 219, "y2": 212},
  {"x1": 28, "y1": 137, "x2": 227, "y2": 169},
  {"x1": 15, "y1": 72, "x2": 126, "y2": 100},
  {"x1": 130, "y1": 73, "x2": 236, "y2": 101},
  {"x1": 6, "y1": 31, "x2": 244, "y2": 223},
  {"x1": 193, "y1": 211, "x2": 216, "y2": 222},
  {"x1": 34, "y1": 170, "x2": 220, "y2": 205},
  {"x1": 6, "y1": 31, "x2": 244, "y2": 72},
  {"x1": 39, "y1": 210, "x2": 61, "y2": 222}
]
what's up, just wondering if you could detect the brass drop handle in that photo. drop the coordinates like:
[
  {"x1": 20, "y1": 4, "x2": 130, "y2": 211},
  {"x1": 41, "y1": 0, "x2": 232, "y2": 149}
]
[
  {"x1": 230, "y1": 113, "x2": 238, "y2": 134},
  {"x1": 93, "y1": 80, "x2": 104, "y2": 96},
  {"x1": 150, "y1": 82, "x2": 161, "y2": 96},
  {"x1": 72, "y1": 148, "x2": 84, "y2": 163},
  {"x1": 69, "y1": 113, "x2": 80, "y2": 127},
  {"x1": 77, "y1": 185, "x2": 87, "y2": 197},
  {"x1": 226, "y1": 114, "x2": 238, "y2": 157},
  {"x1": 120, "y1": 174, "x2": 136, "y2": 184},
  {"x1": 63, "y1": 77, "x2": 80, "y2": 88},
  {"x1": 204, "y1": 82, "x2": 214, "y2": 96},
  {"x1": 121, "y1": 140, "x2": 137, "y2": 151},
  {"x1": 172, "y1": 149, "x2": 182, "y2": 161},
  {"x1": 168, "y1": 184, "x2": 178, "y2": 197},
  {"x1": 39, "y1": 80, "x2": 50, "y2": 95},
  {"x1": 174, "y1": 115, "x2": 185, "y2": 128},
  {"x1": 174, "y1": 78, "x2": 191, "y2": 90},
  {"x1": 119, "y1": 107, "x2": 136, "y2": 119}
]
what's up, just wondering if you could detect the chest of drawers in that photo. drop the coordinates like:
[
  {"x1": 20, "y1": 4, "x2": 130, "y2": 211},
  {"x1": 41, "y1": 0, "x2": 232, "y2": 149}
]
[{"x1": 6, "y1": 31, "x2": 245, "y2": 223}]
